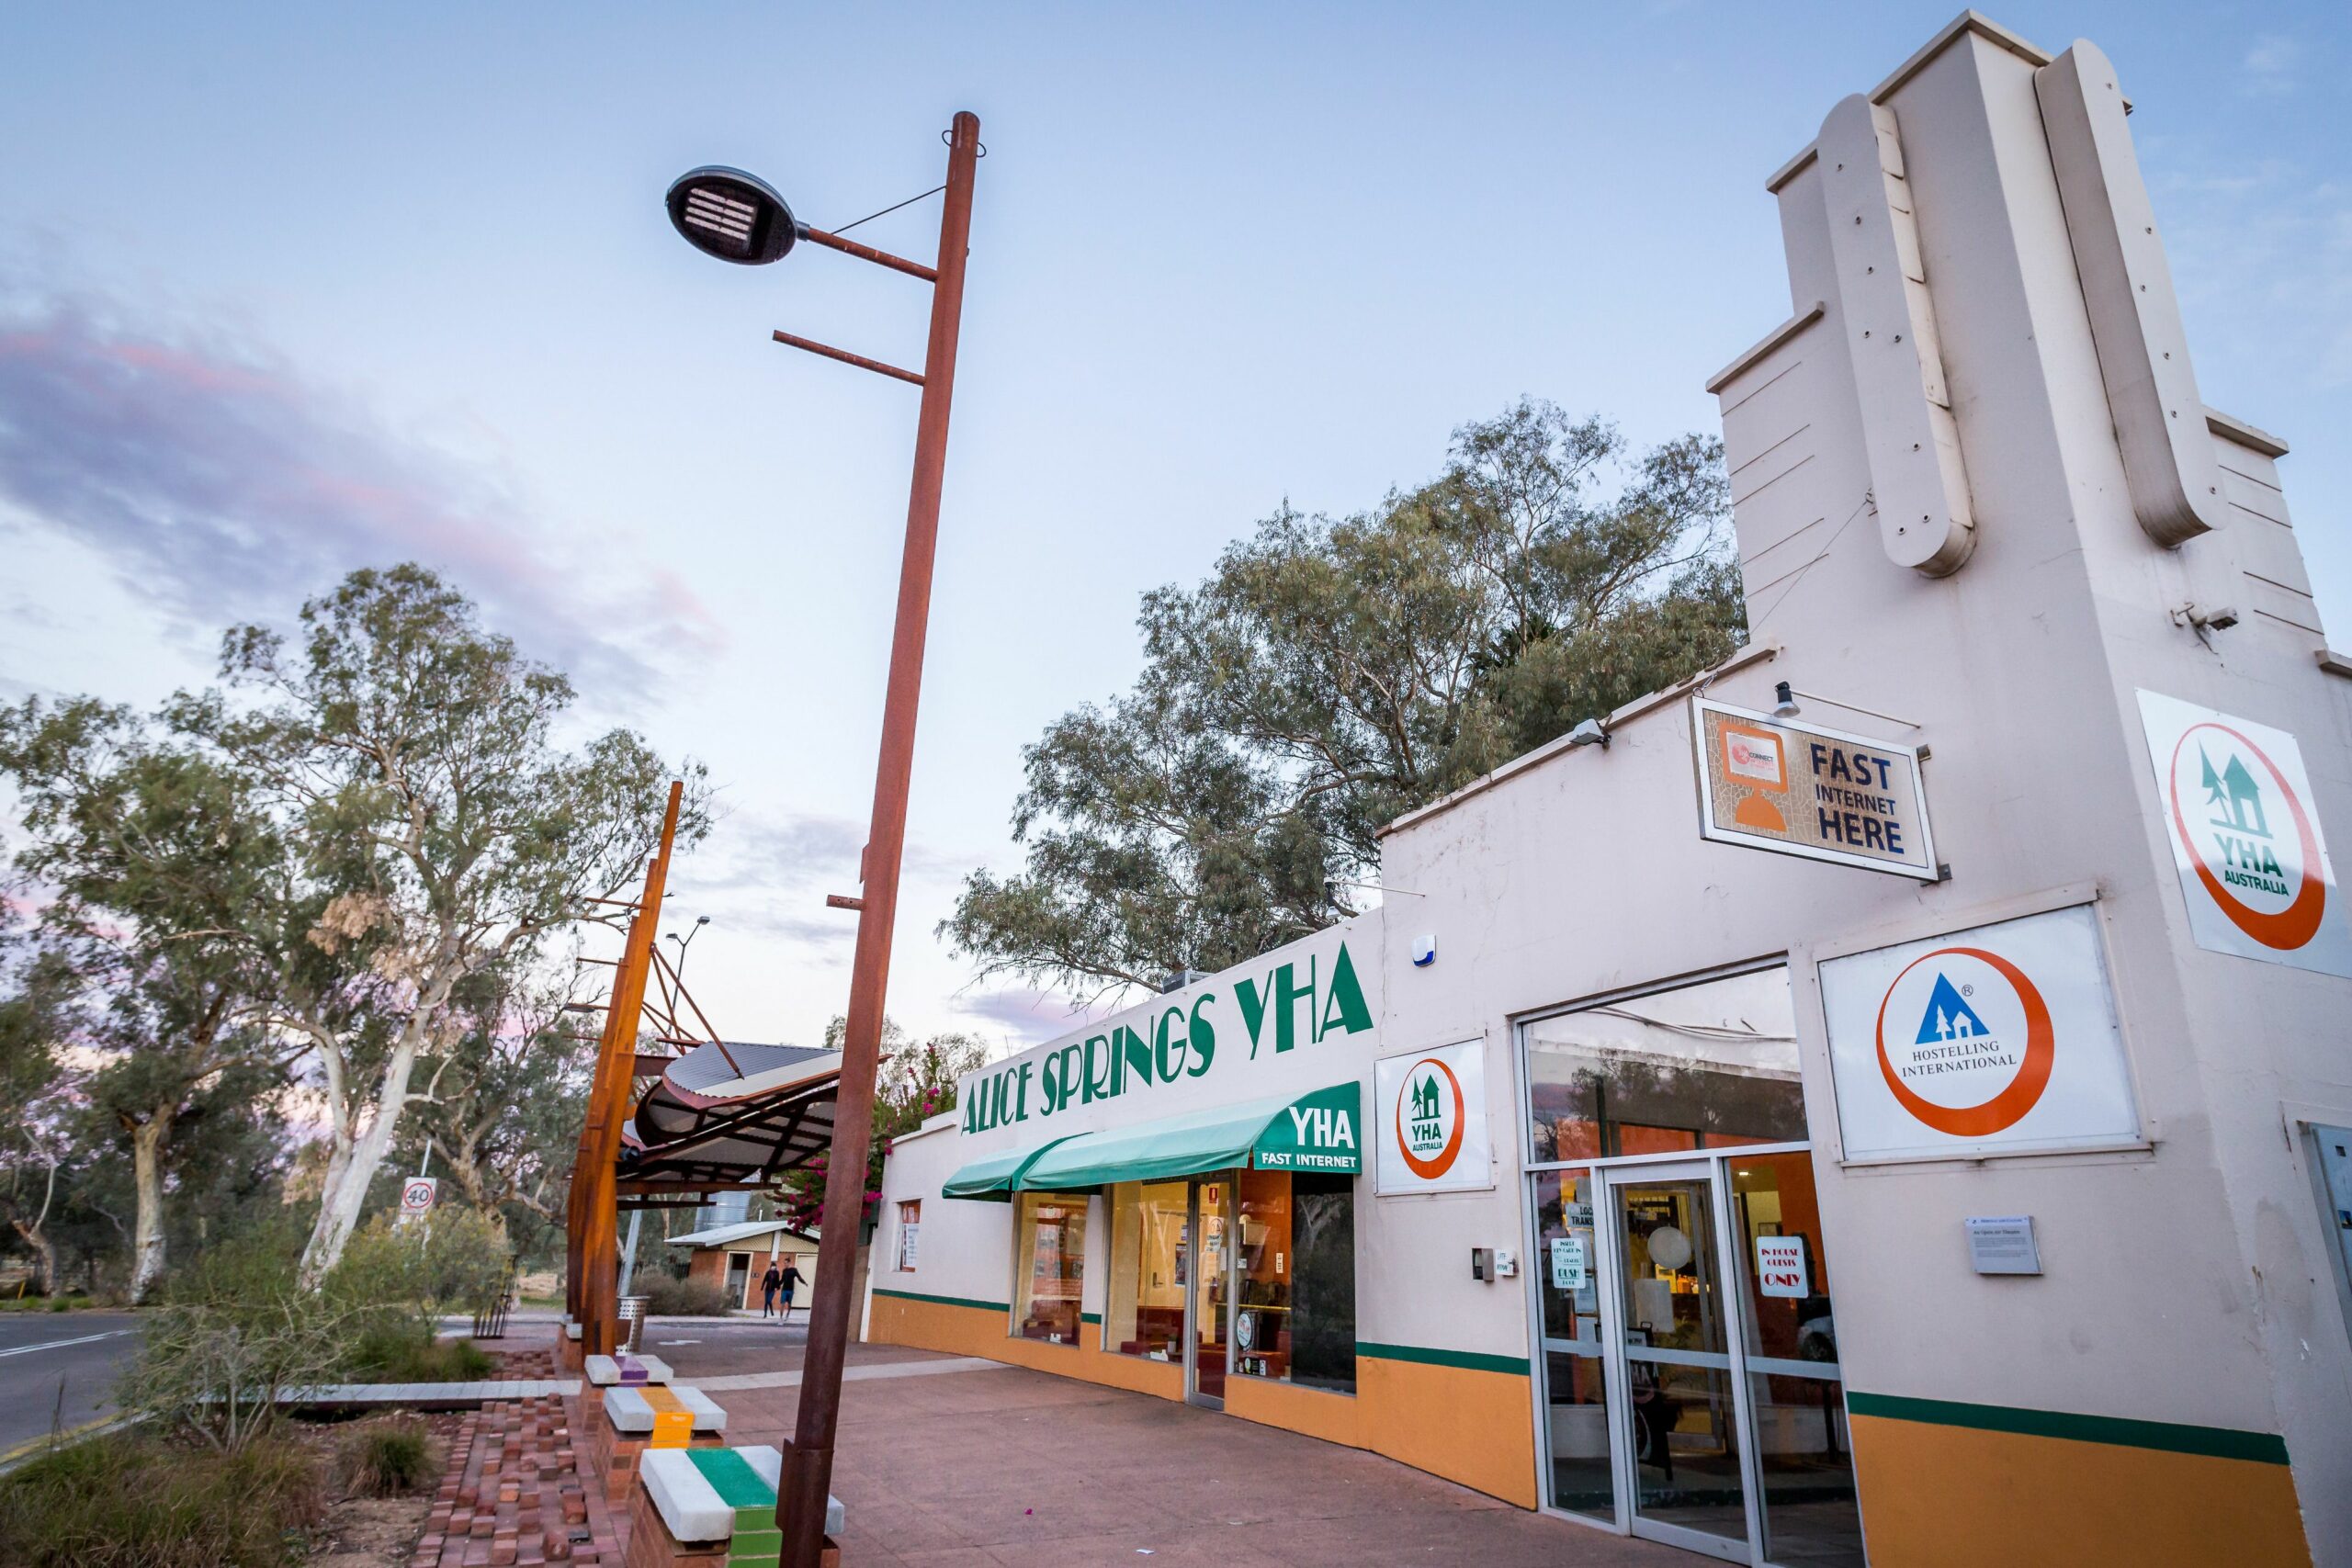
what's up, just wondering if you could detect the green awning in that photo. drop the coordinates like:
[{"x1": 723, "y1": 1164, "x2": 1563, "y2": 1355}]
[
  {"x1": 1012, "y1": 1082, "x2": 1361, "y2": 1190},
  {"x1": 941, "y1": 1135, "x2": 1076, "y2": 1201}
]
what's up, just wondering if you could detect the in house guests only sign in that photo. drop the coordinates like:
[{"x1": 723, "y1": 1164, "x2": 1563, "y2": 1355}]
[
  {"x1": 2136, "y1": 691, "x2": 2351, "y2": 978},
  {"x1": 1692, "y1": 698, "x2": 1938, "y2": 879},
  {"x1": 1755, "y1": 1235, "x2": 1809, "y2": 1298},
  {"x1": 1374, "y1": 1041, "x2": 1492, "y2": 1194},
  {"x1": 1818, "y1": 904, "x2": 2141, "y2": 1162}
]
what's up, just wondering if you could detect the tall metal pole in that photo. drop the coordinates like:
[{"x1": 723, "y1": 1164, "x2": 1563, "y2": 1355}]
[
  {"x1": 779, "y1": 109, "x2": 979, "y2": 1568},
  {"x1": 578, "y1": 780, "x2": 685, "y2": 1356}
]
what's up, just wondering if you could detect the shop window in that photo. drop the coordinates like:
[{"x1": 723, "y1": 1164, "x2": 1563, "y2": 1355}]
[
  {"x1": 1103, "y1": 1180, "x2": 1188, "y2": 1359},
  {"x1": 1524, "y1": 965, "x2": 1806, "y2": 1163},
  {"x1": 1233, "y1": 1169, "x2": 1357, "y2": 1393},
  {"x1": 895, "y1": 1200, "x2": 921, "y2": 1272},
  {"x1": 1012, "y1": 1192, "x2": 1088, "y2": 1344}
]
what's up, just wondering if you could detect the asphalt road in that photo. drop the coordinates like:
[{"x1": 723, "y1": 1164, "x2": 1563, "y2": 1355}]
[{"x1": 0, "y1": 1312, "x2": 141, "y2": 1456}]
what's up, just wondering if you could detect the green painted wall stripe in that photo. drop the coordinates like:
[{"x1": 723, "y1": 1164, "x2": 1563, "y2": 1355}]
[
  {"x1": 872, "y1": 1287, "x2": 1011, "y2": 1314},
  {"x1": 1356, "y1": 1341, "x2": 1529, "y2": 1377},
  {"x1": 1846, "y1": 1393, "x2": 2290, "y2": 1466}
]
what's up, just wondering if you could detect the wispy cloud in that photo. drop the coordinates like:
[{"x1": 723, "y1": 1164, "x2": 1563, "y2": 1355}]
[
  {"x1": 0, "y1": 276, "x2": 723, "y2": 703},
  {"x1": 2241, "y1": 34, "x2": 2299, "y2": 96},
  {"x1": 950, "y1": 985, "x2": 1119, "y2": 1045},
  {"x1": 678, "y1": 807, "x2": 969, "y2": 960}
]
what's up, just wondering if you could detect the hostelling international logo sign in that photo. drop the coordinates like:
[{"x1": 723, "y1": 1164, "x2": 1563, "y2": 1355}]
[
  {"x1": 1374, "y1": 1041, "x2": 1491, "y2": 1193},
  {"x1": 2137, "y1": 691, "x2": 2350, "y2": 978},
  {"x1": 1821, "y1": 905, "x2": 2141, "y2": 1163}
]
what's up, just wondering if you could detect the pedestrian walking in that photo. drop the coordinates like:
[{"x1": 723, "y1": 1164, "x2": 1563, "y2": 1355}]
[
  {"x1": 760, "y1": 1261, "x2": 783, "y2": 1318},
  {"x1": 778, "y1": 1259, "x2": 804, "y2": 1322}
]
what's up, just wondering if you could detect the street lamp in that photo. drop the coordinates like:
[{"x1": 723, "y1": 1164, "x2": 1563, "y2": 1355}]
[
  {"x1": 666, "y1": 167, "x2": 798, "y2": 265},
  {"x1": 663, "y1": 914, "x2": 712, "y2": 984},
  {"x1": 664, "y1": 111, "x2": 981, "y2": 1568}
]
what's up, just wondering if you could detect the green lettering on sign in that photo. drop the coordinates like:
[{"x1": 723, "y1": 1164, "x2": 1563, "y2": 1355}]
[{"x1": 1251, "y1": 1082, "x2": 1363, "y2": 1174}]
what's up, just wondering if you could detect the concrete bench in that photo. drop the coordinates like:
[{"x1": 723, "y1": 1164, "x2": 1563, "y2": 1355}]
[
  {"x1": 585, "y1": 1351, "x2": 673, "y2": 1386},
  {"x1": 588, "y1": 1383, "x2": 726, "y2": 1503},
  {"x1": 632, "y1": 1446, "x2": 842, "y2": 1568}
]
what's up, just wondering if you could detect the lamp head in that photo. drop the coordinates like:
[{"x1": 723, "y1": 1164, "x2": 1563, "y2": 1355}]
[
  {"x1": 667, "y1": 166, "x2": 799, "y2": 265},
  {"x1": 1566, "y1": 718, "x2": 1610, "y2": 750},
  {"x1": 1772, "y1": 682, "x2": 1801, "y2": 719}
]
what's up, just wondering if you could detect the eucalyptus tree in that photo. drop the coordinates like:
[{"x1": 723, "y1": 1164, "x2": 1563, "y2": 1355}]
[
  {"x1": 175, "y1": 564, "x2": 706, "y2": 1282},
  {"x1": 0, "y1": 699, "x2": 289, "y2": 1302},
  {"x1": 0, "y1": 954, "x2": 76, "y2": 1294},
  {"x1": 400, "y1": 964, "x2": 591, "y2": 1233},
  {"x1": 947, "y1": 400, "x2": 1745, "y2": 997}
]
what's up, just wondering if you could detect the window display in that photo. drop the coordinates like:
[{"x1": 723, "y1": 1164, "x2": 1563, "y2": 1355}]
[
  {"x1": 1103, "y1": 1180, "x2": 1188, "y2": 1359},
  {"x1": 1233, "y1": 1168, "x2": 1356, "y2": 1393},
  {"x1": 1012, "y1": 1192, "x2": 1088, "y2": 1343}
]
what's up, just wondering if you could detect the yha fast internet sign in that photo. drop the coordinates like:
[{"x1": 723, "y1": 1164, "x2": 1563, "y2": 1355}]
[{"x1": 2137, "y1": 691, "x2": 2352, "y2": 978}]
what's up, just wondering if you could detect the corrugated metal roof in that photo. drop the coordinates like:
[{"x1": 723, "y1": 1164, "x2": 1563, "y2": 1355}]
[
  {"x1": 664, "y1": 1042, "x2": 831, "y2": 1096},
  {"x1": 664, "y1": 1219, "x2": 820, "y2": 1248}
]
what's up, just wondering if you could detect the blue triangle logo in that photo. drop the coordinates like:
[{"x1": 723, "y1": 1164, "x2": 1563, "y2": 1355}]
[{"x1": 1915, "y1": 974, "x2": 1989, "y2": 1044}]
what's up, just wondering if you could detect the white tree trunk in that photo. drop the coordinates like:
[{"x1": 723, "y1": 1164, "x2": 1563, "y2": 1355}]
[
  {"x1": 298, "y1": 1032, "x2": 423, "y2": 1286},
  {"x1": 128, "y1": 1112, "x2": 174, "y2": 1305}
]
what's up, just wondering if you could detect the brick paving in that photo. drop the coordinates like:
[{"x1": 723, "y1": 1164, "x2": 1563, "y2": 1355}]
[{"x1": 411, "y1": 1394, "x2": 624, "y2": 1568}]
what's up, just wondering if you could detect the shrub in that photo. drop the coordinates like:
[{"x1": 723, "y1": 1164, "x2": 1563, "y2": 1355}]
[
  {"x1": 325, "y1": 1208, "x2": 513, "y2": 1380},
  {"x1": 639, "y1": 1273, "x2": 729, "y2": 1316},
  {"x1": 345, "y1": 1330, "x2": 495, "y2": 1383},
  {"x1": 335, "y1": 1416, "x2": 435, "y2": 1498},
  {"x1": 127, "y1": 1236, "x2": 355, "y2": 1454},
  {"x1": 0, "y1": 1431, "x2": 324, "y2": 1568}
]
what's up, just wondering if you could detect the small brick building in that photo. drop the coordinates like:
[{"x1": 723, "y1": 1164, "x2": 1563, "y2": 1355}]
[{"x1": 669, "y1": 1220, "x2": 820, "y2": 1313}]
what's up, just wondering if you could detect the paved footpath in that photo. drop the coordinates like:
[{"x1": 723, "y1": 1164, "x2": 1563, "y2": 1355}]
[{"x1": 641, "y1": 1327, "x2": 1686, "y2": 1568}]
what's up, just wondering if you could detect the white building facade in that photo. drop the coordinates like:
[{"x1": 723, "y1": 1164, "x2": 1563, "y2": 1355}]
[{"x1": 874, "y1": 15, "x2": 2352, "y2": 1566}]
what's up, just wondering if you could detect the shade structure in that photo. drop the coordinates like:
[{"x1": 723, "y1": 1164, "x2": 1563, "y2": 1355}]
[
  {"x1": 940, "y1": 1136, "x2": 1076, "y2": 1201},
  {"x1": 622, "y1": 1041, "x2": 841, "y2": 1193},
  {"x1": 952, "y1": 1082, "x2": 1363, "y2": 1197}
]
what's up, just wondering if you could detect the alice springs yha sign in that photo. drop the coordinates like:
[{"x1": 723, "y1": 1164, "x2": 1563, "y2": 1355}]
[{"x1": 960, "y1": 938, "x2": 1376, "y2": 1134}]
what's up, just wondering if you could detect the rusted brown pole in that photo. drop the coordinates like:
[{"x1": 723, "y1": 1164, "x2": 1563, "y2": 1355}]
[
  {"x1": 771, "y1": 330, "x2": 925, "y2": 387},
  {"x1": 779, "y1": 110, "x2": 979, "y2": 1568},
  {"x1": 798, "y1": 226, "x2": 939, "y2": 282},
  {"x1": 576, "y1": 780, "x2": 685, "y2": 1355}
]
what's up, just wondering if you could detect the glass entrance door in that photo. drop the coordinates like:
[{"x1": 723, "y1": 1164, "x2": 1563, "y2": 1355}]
[
  {"x1": 1185, "y1": 1178, "x2": 1230, "y2": 1408},
  {"x1": 1610, "y1": 1163, "x2": 1752, "y2": 1559}
]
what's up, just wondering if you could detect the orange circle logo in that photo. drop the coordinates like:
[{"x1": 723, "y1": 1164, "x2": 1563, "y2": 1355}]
[
  {"x1": 2165, "y1": 723, "x2": 2325, "y2": 951},
  {"x1": 1873, "y1": 946, "x2": 2054, "y2": 1136},
  {"x1": 1396, "y1": 1058, "x2": 1465, "y2": 1179}
]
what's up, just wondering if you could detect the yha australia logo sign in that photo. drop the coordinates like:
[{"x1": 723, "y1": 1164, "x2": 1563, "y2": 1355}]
[
  {"x1": 1396, "y1": 1057, "x2": 1464, "y2": 1178},
  {"x1": 1819, "y1": 904, "x2": 2142, "y2": 1164},
  {"x1": 1374, "y1": 1040, "x2": 1491, "y2": 1193},
  {"x1": 2138, "y1": 691, "x2": 2350, "y2": 977}
]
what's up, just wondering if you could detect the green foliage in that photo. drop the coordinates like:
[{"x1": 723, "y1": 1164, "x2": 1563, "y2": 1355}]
[
  {"x1": 344, "y1": 1332, "x2": 495, "y2": 1383},
  {"x1": 334, "y1": 1416, "x2": 436, "y2": 1497},
  {"x1": 945, "y1": 400, "x2": 1745, "y2": 994},
  {"x1": 124, "y1": 1229, "x2": 352, "y2": 1454},
  {"x1": 773, "y1": 1021, "x2": 988, "y2": 1234},
  {"x1": 639, "y1": 1272, "x2": 730, "y2": 1317},
  {"x1": 0, "y1": 1432, "x2": 325, "y2": 1568},
  {"x1": 325, "y1": 1207, "x2": 512, "y2": 1358}
]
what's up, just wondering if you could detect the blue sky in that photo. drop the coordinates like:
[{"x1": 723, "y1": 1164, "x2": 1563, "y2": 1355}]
[{"x1": 2, "y1": 3, "x2": 2345, "y2": 1055}]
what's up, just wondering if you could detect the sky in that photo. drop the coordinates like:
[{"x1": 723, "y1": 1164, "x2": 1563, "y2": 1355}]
[{"x1": 1, "y1": 2, "x2": 2346, "y2": 1062}]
